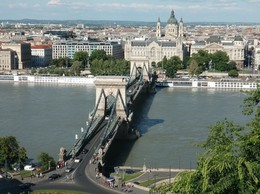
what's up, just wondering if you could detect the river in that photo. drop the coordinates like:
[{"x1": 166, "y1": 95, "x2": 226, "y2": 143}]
[{"x1": 0, "y1": 82, "x2": 250, "y2": 169}]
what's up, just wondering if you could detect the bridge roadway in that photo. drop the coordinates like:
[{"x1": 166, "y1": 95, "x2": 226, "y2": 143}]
[
  {"x1": 29, "y1": 117, "x2": 148, "y2": 194},
  {"x1": 24, "y1": 119, "x2": 119, "y2": 194}
]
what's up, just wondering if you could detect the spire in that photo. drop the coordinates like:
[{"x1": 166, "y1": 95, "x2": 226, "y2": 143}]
[
  {"x1": 157, "y1": 17, "x2": 160, "y2": 22},
  {"x1": 180, "y1": 17, "x2": 183, "y2": 23},
  {"x1": 171, "y1": 10, "x2": 175, "y2": 17}
]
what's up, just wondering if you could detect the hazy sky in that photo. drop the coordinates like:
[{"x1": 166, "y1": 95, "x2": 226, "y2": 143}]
[{"x1": 0, "y1": 0, "x2": 260, "y2": 23}]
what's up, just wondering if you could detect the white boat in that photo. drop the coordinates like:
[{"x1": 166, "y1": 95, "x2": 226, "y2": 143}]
[
  {"x1": 0, "y1": 75, "x2": 95, "y2": 85},
  {"x1": 156, "y1": 79, "x2": 259, "y2": 89}
]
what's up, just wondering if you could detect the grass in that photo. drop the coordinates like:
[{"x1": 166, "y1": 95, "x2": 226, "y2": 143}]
[
  {"x1": 139, "y1": 178, "x2": 166, "y2": 188},
  {"x1": 30, "y1": 190, "x2": 87, "y2": 194},
  {"x1": 110, "y1": 171, "x2": 143, "y2": 182}
]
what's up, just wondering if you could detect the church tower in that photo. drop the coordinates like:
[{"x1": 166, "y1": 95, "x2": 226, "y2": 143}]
[
  {"x1": 179, "y1": 17, "x2": 184, "y2": 37},
  {"x1": 165, "y1": 10, "x2": 179, "y2": 40},
  {"x1": 156, "y1": 17, "x2": 161, "y2": 38}
]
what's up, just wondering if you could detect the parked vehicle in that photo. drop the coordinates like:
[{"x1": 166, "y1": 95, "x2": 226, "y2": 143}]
[
  {"x1": 48, "y1": 173, "x2": 61, "y2": 180},
  {"x1": 74, "y1": 158, "x2": 81, "y2": 163},
  {"x1": 65, "y1": 167, "x2": 73, "y2": 173}
]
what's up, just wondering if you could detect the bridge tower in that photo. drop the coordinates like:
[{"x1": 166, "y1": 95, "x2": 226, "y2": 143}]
[
  {"x1": 94, "y1": 76, "x2": 128, "y2": 119},
  {"x1": 130, "y1": 59, "x2": 150, "y2": 82}
]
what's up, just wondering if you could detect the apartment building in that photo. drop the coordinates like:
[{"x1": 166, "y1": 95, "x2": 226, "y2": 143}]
[
  {"x1": 52, "y1": 41, "x2": 124, "y2": 59},
  {"x1": 31, "y1": 45, "x2": 52, "y2": 67},
  {"x1": 0, "y1": 48, "x2": 17, "y2": 70},
  {"x1": 1, "y1": 42, "x2": 31, "y2": 69}
]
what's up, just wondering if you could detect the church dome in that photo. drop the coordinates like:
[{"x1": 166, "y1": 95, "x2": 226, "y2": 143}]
[{"x1": 167, "y1": 10, "x2": 178, "y2": 25}]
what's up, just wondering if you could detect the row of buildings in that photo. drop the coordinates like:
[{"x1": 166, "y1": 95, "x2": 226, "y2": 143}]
[
  {"x1": 0, "y1": 10, "x2": 259, "y2": 72},
  {"x1": 0, "y1": 41, "x2": 124, "y2": 71}
]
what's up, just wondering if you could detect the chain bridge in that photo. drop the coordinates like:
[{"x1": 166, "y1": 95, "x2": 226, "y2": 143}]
[{"x1": 68, "y1": 61, "x2": 157, "y2": 171}]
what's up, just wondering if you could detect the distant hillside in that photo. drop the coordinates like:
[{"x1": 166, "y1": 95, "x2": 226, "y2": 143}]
[{"x1": 0, "y1": 19, "x2": 259, "y2": 27}]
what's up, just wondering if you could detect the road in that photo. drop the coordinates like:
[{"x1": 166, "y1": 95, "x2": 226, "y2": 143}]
[{"x1": 0, "y1": 120, "x2": 117, "y2": 194}]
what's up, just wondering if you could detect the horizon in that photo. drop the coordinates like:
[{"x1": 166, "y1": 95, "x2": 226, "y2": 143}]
[{"x1": 0, "y1": 0, "x2": 260, "y2": 24}]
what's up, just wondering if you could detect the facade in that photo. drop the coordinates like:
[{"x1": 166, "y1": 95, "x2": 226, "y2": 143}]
[
  {"x1": 252, "y1": 39, "x2": 260, "y2": 71},
  {"x1": 0, "y1": 49, "x2": 17, "y2": 70},
  {"x1": 52, "y1": 41, "x2": 124, "y2": 59},
  {"x1": 31, "y1": 45, "x2": 52, "y2": 67},
  {"x1": 125, "y1": 10, "x2": 185, "y2": 66},
  {"x1": 190, "y1": 35, "x2": 246, "y2": 68},
  {"x1": 1, "y1": 42, "x2": 31, "y2": 69}
]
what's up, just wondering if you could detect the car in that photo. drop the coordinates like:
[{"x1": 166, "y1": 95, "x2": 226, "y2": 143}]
[
  {"x1": 48, "y1": 173, "x2": 61, "y2": 180},
  {"x1": 82, "y1": 148, "x2": 88, "y2": 154},
  {"x1": 74, "y1": 158, "x2": 81, "y2": 163},
  {"x1": 65, "y1": 167, "x2": 73, "y2": 173},
  {"x1": 125, "y1": 169, "x2": 135, "y2": 174}
]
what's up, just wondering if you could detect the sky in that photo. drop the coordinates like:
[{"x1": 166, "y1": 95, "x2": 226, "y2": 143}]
[{"x1": 0, "y1": 0, "x2": 260, "y2": 23}]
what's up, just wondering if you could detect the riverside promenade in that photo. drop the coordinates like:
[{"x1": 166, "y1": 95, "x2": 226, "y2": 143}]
[{"x1": 85, "y1": 161, "x2": 193, "y2": 194}]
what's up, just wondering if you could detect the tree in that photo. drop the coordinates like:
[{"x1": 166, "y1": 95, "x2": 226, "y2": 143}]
[
  {"x1": 73, "y1": 51, "x2": 89, "y2": 69},
  {"x1": 70, "y1": 61, "x2": 82, "y2": 76},
  {"x1": 212, "y1": 51, "x2": 229, "y2": 71},
  {"x1": 228, "y1": 69, "x2": 239, "y2": 78},
  {"x1": 188, "y1": 59, "x2": 203, "y2": 77},
  {"x1": 163, "y1": 56, "x2": 183, "y2": 78},
  {"x1": 38, "y1": 152, "x2": 56, "y2": 171},
  {"x1": 89, "y1": 50, "x2": 108, "y2": 62},
  {"x1": 0, "y1": 136, "x2": 27, "y2": 169}
]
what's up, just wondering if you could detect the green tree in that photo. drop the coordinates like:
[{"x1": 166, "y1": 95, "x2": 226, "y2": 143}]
[
  {"x1": 38, "y1": 152, "x2": 56, "y2": 171},
  {"x1": 70, "y1": 61, "x2": 82, "y2": 76},
  {"x1": 164, "y1": 56, "x2": 183, "y2": 78},
  {"x1": 73, "y1": 51, "x2": 88, "y2": 69},
  {"x1": 89, "y1": 50, "x2": 108, "y2": 62},
  {"x1": 228, "y1": 69, "x2": 239, "y2": 77},
  {"x1": 0, "y1": 136, "x2": 27, "y2": 169},
  {"x1": 188, "y1": 59, "x2": 203, "y2": 77},
  {"x1": 50, "y1": 57, "x2": 72, "y2": 68},
  {"x1": 212, "y1": 50, "x2": 229, "y2": 71}
]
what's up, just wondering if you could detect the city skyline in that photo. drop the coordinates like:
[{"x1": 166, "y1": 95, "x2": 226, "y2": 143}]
[{"x1": 0, "y1": 0, "x2": 260, "y2": 23}]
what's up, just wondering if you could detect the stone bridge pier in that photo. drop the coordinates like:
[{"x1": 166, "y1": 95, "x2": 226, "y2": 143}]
[{"x1": 94, "y1": 76, "x2": 128, "y2": 119}]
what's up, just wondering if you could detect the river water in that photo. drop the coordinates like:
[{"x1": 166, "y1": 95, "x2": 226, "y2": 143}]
[{"x1": 0, "y1": 82, "x2": 250, "y2": 169}]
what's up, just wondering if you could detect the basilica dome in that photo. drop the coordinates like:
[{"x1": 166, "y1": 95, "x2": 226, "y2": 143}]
[{"x1": 167, "y1": 10, "x2": 178, "y2": 25}]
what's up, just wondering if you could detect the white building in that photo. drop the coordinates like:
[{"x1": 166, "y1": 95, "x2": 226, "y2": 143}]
[
  {"x1": 31, "y1": 45, "x2": 52, "y2": 67},
  {"x1": 52, "y1": 41, "x2": 124, "y2": 59}
]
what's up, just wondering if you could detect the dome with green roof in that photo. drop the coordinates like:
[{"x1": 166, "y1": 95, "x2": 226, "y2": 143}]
[{"x1": 167, "y1": 10, "x2": 178, "y2": 25}]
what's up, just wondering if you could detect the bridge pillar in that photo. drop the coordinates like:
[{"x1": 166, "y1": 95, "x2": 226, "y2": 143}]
[
  {"x1": 95, "y1": 76, "x2": 128, "y2": 119},
  {"x1": 130, "y1": 60, "x2": 150, "y2": 81}
]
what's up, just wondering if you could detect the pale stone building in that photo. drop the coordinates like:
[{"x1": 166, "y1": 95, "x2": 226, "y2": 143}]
[
  {"x1": 1, "y1": 42, "x2": 31, "y2": 69},
  {"x1": 190, "y1": 35, "x2": 246, "y2": 68},
  {"x1": 0, "y1": 48, "x2": 17, "y2": 70},
  {"x1": 252, "y1": 39, "x2": 260, "y2": 71},
  {"x1": 125, "y1": 10, "x2": 186, "y2": 67}
]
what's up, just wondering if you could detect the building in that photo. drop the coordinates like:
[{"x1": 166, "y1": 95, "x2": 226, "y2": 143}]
[
  {"x1": 1, "y1": 42, "x2": 31, "y2": 69},
  {"x1": 125, "y1": 10, "x2": 186, "y2": 67},
  {"x1": 190, "y1": 35, "x2": 246, "y2": 68},
  {"x1": 52, "y1": 41, "x2": 124, "y2": 59},
  {"x1": 31, "y1": 45, "x2": 52, "y2": 67},
  {"x1": 0, "y1": 48, "x2": 17, "y2": 71}
]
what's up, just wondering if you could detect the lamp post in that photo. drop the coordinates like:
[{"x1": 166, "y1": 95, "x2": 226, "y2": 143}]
[{"x1": 48, "y1": 160, "x2": 51, "y2": 170}]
